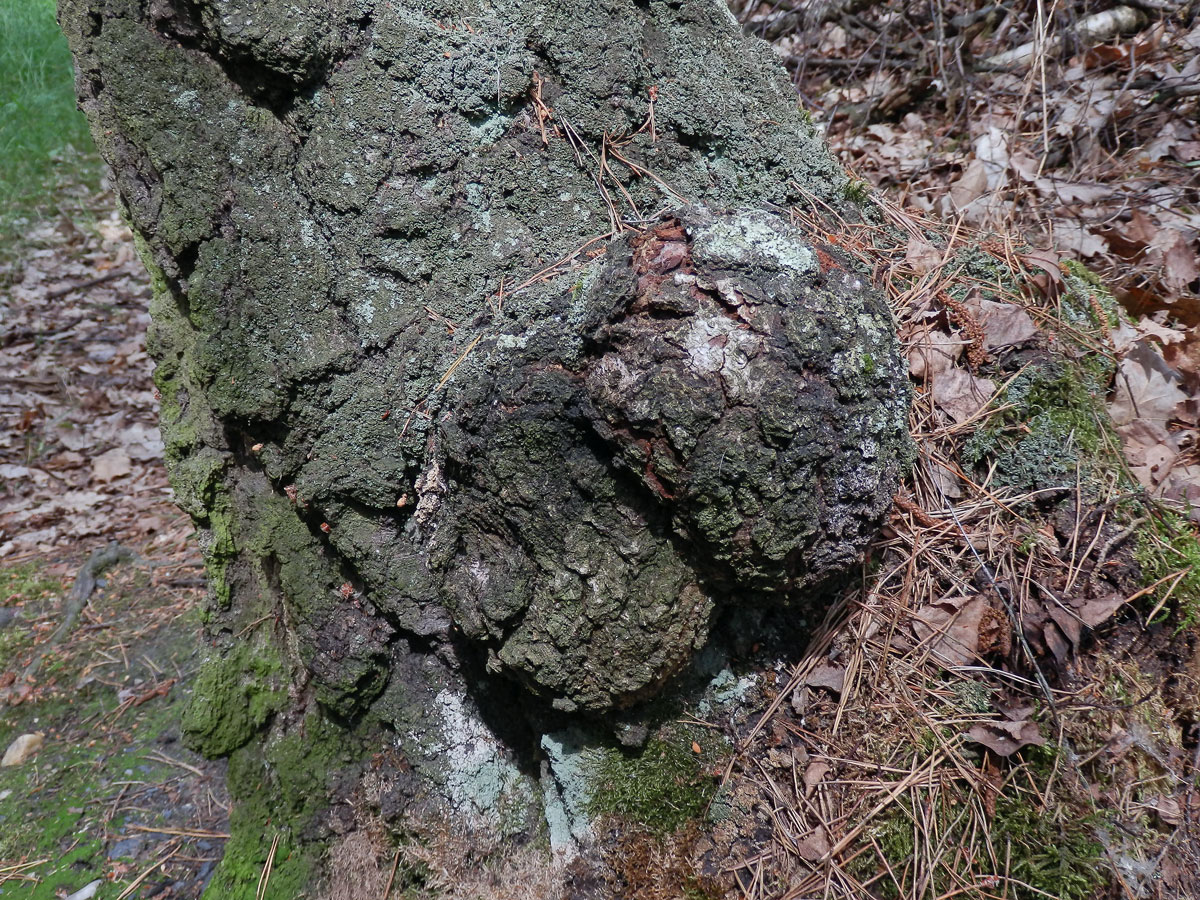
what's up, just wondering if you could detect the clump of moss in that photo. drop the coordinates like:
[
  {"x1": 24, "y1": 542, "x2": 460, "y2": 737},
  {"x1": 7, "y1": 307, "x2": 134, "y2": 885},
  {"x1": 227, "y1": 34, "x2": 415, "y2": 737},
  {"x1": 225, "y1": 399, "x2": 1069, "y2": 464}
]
[
  {"x1": 1134, "y1": 508, "x2": 1200, "y2": 629},
  {"x1": 0, "y1": 559, "x2": 62, "y2": 602},
  {"x1": 985, "y1": 747, "x2": 1106, "y2": 900},
  {"x1": 842, "y1": 178, "x2": 872, "y2": 204},
  {"x1": 600, "y1": 822, "x2": 722, "y2": 900},
  {"x1": 587, "y1": 734, "x2": 718, "y2": 836},
  {"x1": 182, "y1": 639, "x2": 286, "y2": 758},
  {"x1": 846, "y1": 803, "x2": 915, "y2": 899},
  {"x1": 962, "y1": 357, "x2": 1114, "y2": 491},
  {"x1": 205, "y1": 712, "x2": 350, "y2": 899},
  {"x1": 847, "y1": 744, "x2": 1106, "y2": 900},
  {"x1": 1061, "y1": 259, "x2": 1122, "y2": 331},
  {"x1": 992, "y1": 797, "x2": 1104, "y2": 900}
]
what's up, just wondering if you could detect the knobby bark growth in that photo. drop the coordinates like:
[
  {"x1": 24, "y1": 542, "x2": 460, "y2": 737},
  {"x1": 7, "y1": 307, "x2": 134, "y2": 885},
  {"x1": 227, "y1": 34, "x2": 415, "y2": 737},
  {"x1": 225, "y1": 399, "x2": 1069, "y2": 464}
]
[{"x1": 60, "y1": 0, "x2": 912, "y2": 890}]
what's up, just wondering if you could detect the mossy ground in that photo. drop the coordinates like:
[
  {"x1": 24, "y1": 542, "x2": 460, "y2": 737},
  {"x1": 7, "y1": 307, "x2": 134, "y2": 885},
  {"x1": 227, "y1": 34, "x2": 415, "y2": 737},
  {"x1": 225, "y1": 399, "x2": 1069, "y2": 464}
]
[
  {"x1": 1135, "y1": 507, "x2": 1200, "y2": 629},
  {"x1": 576, "y1": 722, "x2": 728, "y2": 900},
  {"x1": 0, "y1": 562, "x2": 65, "y2": 673},
  {"x1": 960, "y1": 256, "x2": 1122, "y2": 495},
  {"x1": 587, "y1": 728, "x2": 723, "y2": 837},
  {"x1": 0, "y1": 559, "x2": 227, "y2": 898},
  {"x1": 847, "y1": 743, "x2": 1106, "y2": 900}
]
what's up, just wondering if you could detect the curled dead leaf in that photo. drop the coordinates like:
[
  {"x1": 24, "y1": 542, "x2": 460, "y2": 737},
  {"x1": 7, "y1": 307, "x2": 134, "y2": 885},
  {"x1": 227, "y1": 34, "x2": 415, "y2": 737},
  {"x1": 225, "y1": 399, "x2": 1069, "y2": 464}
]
[
  {"x1": 912, "y1": 594, "x2": 989, "y2": 667},
  {"x1": 803, "y1": 760, "x2": 831, "y2": 796},
  {"x1": 966, "y1": 719, "x2": 1045, "y2": 757},
  {"x1": 906, "y1": 237, "x2": 945, "y2": 274},
  {"x1": 1, "y1": 732, "x2": 45, "y2": 766},
  {"x1": 1109, "y1": 343, "x2": 1187, "y2": 427},
  {"x1": 906, "y1": 328, "x2": 965, "y2": 380},
  {"x1": 932, "y1": 368, "x2": 996, "y2": 424}
]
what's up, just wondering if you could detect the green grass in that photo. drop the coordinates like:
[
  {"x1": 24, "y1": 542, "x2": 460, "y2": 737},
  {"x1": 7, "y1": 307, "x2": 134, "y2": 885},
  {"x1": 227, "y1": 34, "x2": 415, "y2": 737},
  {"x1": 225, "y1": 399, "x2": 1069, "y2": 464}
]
[{"x1": 0, "y1": 0, "x2": 101, "y2": 238}]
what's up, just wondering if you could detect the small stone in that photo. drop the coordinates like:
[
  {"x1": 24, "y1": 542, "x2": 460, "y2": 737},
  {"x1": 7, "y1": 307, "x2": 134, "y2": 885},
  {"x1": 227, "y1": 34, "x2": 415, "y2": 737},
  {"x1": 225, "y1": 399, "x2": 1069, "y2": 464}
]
[
  {"x1": 108, "y1": 835, "x2": 146, "y2": 859},
  {"x1": 1, "y1": 732, "x2": 45, "y2": 766},
  {"x1": 0, "y1": 608, "x2": 16, "y2": 629},
  {"x1": 63, "y1": 880, "x2": 102, "y2": 900},
  {"x1": 614, "y1": 722, "x2": 649, "y2": 748}
]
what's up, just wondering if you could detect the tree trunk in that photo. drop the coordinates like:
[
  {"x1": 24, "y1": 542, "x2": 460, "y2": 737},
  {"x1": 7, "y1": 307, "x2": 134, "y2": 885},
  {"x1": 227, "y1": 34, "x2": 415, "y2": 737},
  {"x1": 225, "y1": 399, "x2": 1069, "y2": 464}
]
[{"x1": 58, "y1": 0, "x2": 912, "y2": 894}]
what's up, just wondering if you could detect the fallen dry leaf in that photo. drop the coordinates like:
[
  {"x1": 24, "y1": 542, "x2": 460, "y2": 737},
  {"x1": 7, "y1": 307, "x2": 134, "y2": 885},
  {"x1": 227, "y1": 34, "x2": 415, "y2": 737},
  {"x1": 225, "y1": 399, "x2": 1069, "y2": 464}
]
[
  {"x1": 905, "y1": 236, "x2": 944, "y2": 273},
  {"x1": 805, "y1": 664, "x2": 846, "y2": 695},
  {"x1": 932, "y1": 368, "x2": 996, "y2": 424},
  {"x1": 964, "y1": 296, "x2": 1039, "y2": 350},
  {"x1": 927, "y1": 457, "x2": 964, "y2": 499},
  {"x1": 1019, "y1": 249, "x2": 1064, "y2": 285},
  {"x1": 1148, "y1": 795, "x2": 1182, "y2": 826},
  {"x1": 1157, "y1": 228, "x2": 1200, "y2": 294},
  {"x1": 1053, "y1": 219, "x2": 1107, "y2": 259},
  {"x1": 803, "y1": 761, "x2": 831, "y2": 796},
  {"x1": 1109, "y1": 343, "x2": 1188, "y2": 426},
  {"x1": 1077, "y1": 594, "x2": 1130, "y2": 628},
  {"x1": 966, "y1": 719, "x2": 1045, "y2": 757},
  {"x1": 795, "y1": 826, "x2": 831, "y2": 861},
  {"x1": 906, "y1": 328, "x2": 965, "y2": 380},
  {"x1": 949, "y1": 159, "x2": 989, "y2": 210},
  {"x1": 92, "y1": 447, "x2": 132, "y2": 483},
  {"x1": 911, "y1": 594, "x2": 989, "y2": 666}
]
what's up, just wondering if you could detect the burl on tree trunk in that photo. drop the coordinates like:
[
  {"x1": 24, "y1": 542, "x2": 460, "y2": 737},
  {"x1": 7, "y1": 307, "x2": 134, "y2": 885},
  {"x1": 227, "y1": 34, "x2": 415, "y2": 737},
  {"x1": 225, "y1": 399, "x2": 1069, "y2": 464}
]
[{"x1": 60, "y1": 0, "x2": 912, "y2": 890}]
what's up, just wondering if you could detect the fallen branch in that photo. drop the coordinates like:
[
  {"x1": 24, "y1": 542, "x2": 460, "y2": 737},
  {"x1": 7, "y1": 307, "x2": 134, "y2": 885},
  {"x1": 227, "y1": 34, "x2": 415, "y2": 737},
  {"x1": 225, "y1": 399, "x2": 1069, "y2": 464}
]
[
  {"x1": 744, "y1": 0, "x2": 876, "y2": 41},
  {"x1": 45, "y1": 267, "x2": 132, "y2": 300},
  {"x1": 977, "y1": 6, "x2": 1147, "y2": 71},
  {"x1": 19, "y1": 542, "x2": 136, "y2": 685}
]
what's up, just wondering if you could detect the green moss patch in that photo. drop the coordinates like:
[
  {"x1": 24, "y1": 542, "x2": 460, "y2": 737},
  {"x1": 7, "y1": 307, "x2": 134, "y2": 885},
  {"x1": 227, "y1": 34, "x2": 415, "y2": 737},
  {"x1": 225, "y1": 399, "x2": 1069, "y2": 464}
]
[
  {"x1": 1135, "y1": 507, "x2": 1200, "y2": 629},
  {"x1": 962, "y1": 356, "x2": 1115, "y2": 492},
  {"x1": 586, "y1": 731, "x2": 721, "y2": 837},
  {"x1": 848, "y1": 745, "x2": 1104, "y2": 900},
  {"x1": 182, "y1": 639, "x2": 286, "y2": 758},
  {"x1": 0, "y1": 557, "x2": 228, "y2": 898},
  {"x1": 0, "y1": 676, "x2": 221, "y2": 898},
  {"x1": 0, "y1": 561, "x2": 67, "y2": 670},
  {"x1": 203, "y1": 712, "x2": 351, "y2": 899}
]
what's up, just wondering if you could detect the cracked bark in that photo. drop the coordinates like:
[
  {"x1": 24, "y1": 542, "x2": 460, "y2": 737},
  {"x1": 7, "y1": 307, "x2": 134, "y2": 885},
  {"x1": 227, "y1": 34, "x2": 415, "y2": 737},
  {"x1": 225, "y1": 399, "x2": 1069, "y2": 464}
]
[{"x1": 60, "y1": 0, "x2": 913, "y2": 887}]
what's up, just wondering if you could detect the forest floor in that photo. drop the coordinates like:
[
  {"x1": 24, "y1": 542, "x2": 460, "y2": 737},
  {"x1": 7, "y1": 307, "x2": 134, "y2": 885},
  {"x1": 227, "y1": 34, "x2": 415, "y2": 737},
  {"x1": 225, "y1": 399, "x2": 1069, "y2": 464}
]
[
  {"x1": 0, "y1": 201, "x2": 227, "y2": 898},
  {"x1": 1, "y1": 2, "x2": 1200, "y2": 899},
  {"x1": 701, "y1": 5, "x2": 1200, "y2": 900}
]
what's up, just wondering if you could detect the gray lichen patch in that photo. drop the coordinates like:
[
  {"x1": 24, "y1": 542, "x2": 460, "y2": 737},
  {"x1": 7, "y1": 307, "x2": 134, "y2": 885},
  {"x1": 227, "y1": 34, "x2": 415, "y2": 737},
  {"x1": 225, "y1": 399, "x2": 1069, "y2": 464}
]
[
  {"x1": 541, "y1": 729, "x2": 607, "y2": 855},
  {"x1": 428, "y1": 689, "x2": 537, "y2": 834}
]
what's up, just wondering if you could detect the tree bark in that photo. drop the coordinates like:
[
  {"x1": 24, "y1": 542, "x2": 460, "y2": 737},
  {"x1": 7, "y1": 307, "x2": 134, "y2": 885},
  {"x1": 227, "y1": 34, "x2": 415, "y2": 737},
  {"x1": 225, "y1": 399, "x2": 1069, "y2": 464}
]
[{"x1": 59, "y1": 0, "x2": 912, "y2": 893}]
